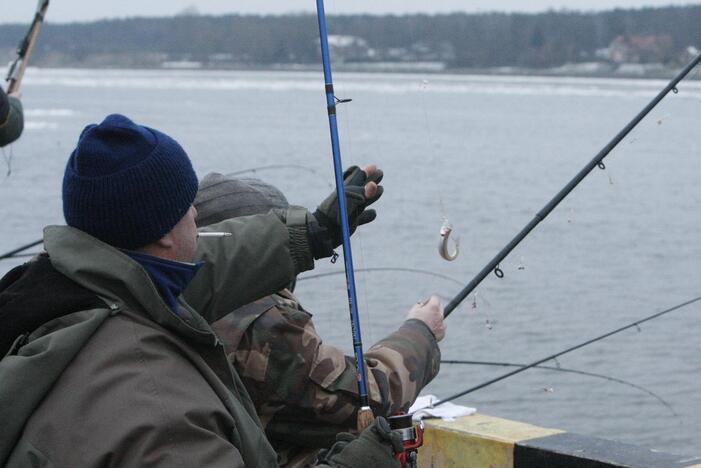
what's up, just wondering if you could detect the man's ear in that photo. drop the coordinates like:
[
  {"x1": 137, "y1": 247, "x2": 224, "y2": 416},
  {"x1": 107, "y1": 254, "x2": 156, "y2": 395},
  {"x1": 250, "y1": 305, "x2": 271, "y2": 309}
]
[{"x1": 154, "y1": 232, "x2": 175, "y2": 249}]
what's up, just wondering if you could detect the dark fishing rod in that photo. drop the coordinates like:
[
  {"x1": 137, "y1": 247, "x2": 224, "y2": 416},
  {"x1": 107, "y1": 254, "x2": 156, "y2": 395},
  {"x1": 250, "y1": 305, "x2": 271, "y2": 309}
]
[
  {"x1": 0, "y1": 252, "x2": 39, "y2": 260},
  {"x1": 5, "y1": 0, "x2": 50, "y2": 94},
  {"x1": 441, "y1": 359, "x2": 676, "y2": 415},
  {"x1": 444, "y1": 52, "x2": 701, "y2": 318},
  {"x1": 0, "y1": 239, "x2": 43, "y2": 261},
  {"x1": 423, "y1": 294, "x2": 701, "y2": 409}
]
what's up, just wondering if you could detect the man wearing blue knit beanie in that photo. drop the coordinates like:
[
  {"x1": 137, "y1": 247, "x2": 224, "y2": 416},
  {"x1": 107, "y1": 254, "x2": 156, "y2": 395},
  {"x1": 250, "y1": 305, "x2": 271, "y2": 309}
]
[
  {"x1": 0, "y1": 114, "x2": 402, "y2": 467},
  {"x1": 63, "y1": 113, "x2": 200, "y2": 254}
]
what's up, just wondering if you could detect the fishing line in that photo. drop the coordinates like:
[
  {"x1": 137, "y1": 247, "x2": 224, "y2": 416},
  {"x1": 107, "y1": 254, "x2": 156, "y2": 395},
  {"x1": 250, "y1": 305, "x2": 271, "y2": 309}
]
[
  {"x1": 421, "y1": 75, "x2": 460, "y2": 257},
  {"x1": 419, "y1": 294, "x2": 701, "y2": 410},
  {"x1": 419, "y1": 79, "x2": 438, "y2": 164},
  {"x1": 226, "y1": 164, "x2": 333, "y2": 190},
  {"x1": 298, "y1": 267, "x2": 500, "y2": 330},
  {"x1": 297, "y1": 267, "x2": 465, "y2": 288},
  {"x1": 403, "y1": 13, "x2": 436, "y2": 164},
  {"x1": 1, "y1": 146, "x2": 12, "y2": 178},
  {"x1": 473, "y1": 290, "x2": 496, "y2": 330},
  {"x1": 355, "y1": 237, "x2": 374, "y2": 343},
  {"x1": 330, "y1": 56, "x2": 376, "y2": 345},
  {"x1": 406, "y1": 24, "x2": 461, "y2": 260},
  {"x1": 441, "y1": 359, "x2": 676, "y2": 416}
]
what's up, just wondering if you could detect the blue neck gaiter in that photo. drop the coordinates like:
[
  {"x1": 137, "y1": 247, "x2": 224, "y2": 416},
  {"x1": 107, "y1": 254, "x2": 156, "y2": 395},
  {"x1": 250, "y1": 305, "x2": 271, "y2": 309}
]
[{"x1": 124, "y1": 251, "x2": 203, "y2": 315}]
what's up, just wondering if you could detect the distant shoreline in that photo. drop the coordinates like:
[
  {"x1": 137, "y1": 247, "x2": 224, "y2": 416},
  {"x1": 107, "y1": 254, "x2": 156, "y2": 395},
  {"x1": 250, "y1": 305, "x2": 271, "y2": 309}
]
[
  {"x1": 27, "y1": 62, "x2": 700, "y2": 81},
  {"x1": 3, "y1": 6, "x2": 700, "y2": 80}
]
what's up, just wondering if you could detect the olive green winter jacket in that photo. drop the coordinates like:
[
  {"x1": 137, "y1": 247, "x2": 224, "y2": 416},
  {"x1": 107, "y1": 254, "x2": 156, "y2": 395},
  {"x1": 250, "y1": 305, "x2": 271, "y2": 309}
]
[{"x1": 0, "y1": 209, "x2": 312, "y2": 467}]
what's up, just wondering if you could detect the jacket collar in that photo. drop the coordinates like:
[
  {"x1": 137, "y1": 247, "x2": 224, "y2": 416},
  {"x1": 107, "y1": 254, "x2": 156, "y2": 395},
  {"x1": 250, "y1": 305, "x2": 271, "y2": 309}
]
[
  {"x1": 122, "y1": 250, "x2": 202, "y2": 316},
  {"x1": 43, "y1": 225, "x2": 216, "y2": 345}
]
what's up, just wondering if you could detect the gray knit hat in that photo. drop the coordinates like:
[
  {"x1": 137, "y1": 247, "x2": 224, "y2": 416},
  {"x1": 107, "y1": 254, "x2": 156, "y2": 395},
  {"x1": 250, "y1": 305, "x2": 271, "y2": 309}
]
[{"x1": 194, "y1": 172, "x2": 289, "y2": 227}]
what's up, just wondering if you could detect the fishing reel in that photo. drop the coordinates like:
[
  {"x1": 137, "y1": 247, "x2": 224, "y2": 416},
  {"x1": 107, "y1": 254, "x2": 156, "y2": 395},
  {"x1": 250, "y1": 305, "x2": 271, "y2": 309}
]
[{"x1": 388, "y1": 413, "x2": 424, "y2": 468}]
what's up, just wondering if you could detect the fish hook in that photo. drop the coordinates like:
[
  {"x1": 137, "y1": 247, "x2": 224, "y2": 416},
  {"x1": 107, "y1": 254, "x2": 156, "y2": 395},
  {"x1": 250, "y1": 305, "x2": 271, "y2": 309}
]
[{"x1": 439, "y1": 218, "x2": 459, "y2": 261}]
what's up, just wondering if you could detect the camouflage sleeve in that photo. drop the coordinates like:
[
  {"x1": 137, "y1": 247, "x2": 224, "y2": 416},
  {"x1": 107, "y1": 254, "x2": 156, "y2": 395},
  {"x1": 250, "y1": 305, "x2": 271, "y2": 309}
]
[
  {"x1": 307, "y1": 319, "x2": 441, "y2": 420},
  {"x1": 220, "y1": 295, "x2": 440, "y2": 452},
  {"x1": 364, "y1": 319, "x2": 441, "y2": 414}
]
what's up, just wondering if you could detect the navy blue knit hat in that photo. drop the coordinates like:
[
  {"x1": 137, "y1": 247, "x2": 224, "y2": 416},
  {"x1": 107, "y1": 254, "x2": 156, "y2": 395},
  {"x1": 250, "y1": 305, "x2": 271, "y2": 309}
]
[{"x1": 62, "y1": 114, "x2": 198, "y2": 249}]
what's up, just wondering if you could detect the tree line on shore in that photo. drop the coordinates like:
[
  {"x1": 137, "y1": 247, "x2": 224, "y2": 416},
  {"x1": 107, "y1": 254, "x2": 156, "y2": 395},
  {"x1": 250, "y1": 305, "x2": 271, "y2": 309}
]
[{"x1": 1, "y1": 5, "x2": 700, "y2": 70}]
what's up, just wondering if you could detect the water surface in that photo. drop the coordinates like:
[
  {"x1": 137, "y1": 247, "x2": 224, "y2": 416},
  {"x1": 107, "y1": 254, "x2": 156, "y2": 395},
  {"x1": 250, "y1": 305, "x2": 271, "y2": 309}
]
[{"x1": 2, "y1": 68, "x2": 700, "y2": 455}]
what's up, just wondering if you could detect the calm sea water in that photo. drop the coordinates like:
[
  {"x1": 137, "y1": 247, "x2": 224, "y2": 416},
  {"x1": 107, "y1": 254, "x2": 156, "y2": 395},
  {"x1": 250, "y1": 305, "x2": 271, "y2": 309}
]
[{"x1": 2, "y1": 68, "x2": 700, "y2": 455}]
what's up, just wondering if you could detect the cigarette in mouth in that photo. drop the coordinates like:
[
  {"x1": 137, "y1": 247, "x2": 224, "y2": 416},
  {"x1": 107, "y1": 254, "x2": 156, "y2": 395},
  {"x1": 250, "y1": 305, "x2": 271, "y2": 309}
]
[{"x1": 197, "y1": 232, "x2": 233, "y2": 238}]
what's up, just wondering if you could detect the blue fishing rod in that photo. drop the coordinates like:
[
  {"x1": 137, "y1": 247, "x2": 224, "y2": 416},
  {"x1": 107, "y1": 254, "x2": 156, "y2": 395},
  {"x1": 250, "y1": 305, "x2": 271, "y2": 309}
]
[{"x1": 314, "y1": 0, "x2": 374, "y2": 431}]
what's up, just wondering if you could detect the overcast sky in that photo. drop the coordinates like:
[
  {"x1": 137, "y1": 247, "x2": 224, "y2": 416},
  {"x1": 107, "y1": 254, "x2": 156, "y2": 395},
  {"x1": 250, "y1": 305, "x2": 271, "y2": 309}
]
[{"x1": 3, "y1": 0, "x2": 701, "y2": 24}]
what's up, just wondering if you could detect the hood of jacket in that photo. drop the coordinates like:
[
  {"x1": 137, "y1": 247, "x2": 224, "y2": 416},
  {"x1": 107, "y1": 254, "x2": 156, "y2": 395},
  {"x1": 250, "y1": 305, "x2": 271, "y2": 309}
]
[
  {"x1": 43, "y1": 225, "x2": 218, "y2": 344},
  {"x1": 0, "y1": 225, "x2": 222, "y2": 464}
]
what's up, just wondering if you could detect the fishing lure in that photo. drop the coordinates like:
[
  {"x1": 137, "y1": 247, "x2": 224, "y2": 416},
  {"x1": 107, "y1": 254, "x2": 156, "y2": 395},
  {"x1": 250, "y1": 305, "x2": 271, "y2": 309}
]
[{"x1": 438, "y1": 218, "x2": 459, "y2": 261}]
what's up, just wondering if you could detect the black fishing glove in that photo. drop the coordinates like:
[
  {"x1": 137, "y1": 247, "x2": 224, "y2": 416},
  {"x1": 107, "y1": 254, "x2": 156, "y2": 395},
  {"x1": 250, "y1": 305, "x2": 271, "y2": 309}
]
[
  {"x1": 316, "y1": 417, "x2": 402, "y2": 467},
  {"x1": 308, "y1": 166, "x2": 384, "y2": 259}
]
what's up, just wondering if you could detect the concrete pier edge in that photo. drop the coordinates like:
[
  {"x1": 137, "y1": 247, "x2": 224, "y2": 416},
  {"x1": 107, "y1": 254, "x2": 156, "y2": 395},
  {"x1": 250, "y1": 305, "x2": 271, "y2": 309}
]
[{"x1": 417, "y1": 413, "x2": 701, "y2": 467}]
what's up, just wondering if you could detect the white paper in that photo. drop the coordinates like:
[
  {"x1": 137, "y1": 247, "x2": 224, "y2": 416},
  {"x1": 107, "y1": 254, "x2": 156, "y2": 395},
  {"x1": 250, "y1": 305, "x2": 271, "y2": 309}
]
[{"x1": 409, "y1": 394, "x2": 476, "y2": 422}]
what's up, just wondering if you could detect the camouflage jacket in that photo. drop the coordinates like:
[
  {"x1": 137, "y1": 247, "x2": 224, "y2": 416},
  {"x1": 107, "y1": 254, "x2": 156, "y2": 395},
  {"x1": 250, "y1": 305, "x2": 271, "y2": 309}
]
[{"x1": 211, "y1": 289, "x2": 440, "y2": 466}]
